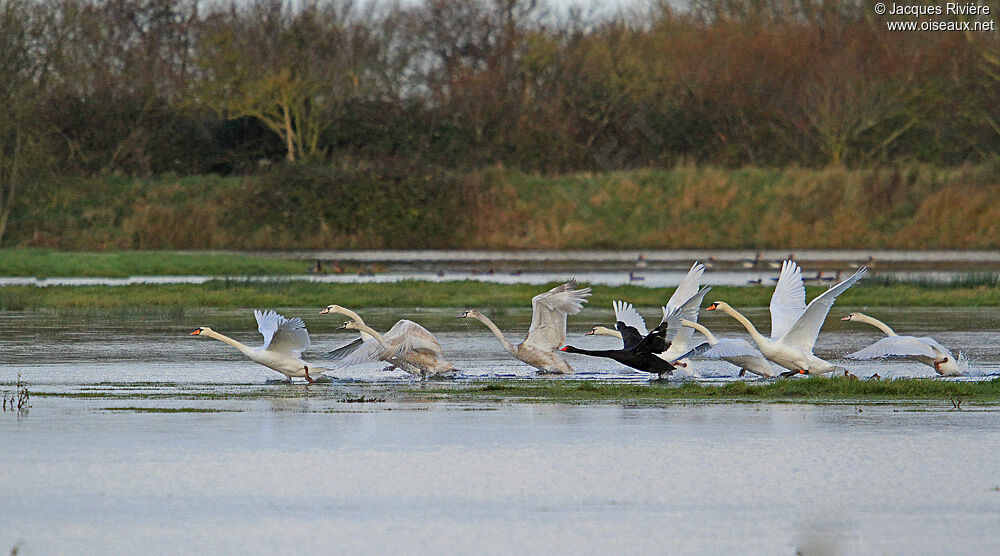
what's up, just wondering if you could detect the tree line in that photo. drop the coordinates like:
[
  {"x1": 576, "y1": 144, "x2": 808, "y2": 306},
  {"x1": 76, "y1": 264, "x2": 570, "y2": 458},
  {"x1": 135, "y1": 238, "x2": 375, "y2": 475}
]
[{"x1": 1, "y1": 0, "x2": 999, "y2": 243}]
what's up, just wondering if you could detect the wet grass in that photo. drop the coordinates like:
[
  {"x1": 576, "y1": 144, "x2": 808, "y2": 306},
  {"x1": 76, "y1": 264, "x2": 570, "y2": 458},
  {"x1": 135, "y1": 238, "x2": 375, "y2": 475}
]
[
  {"x1": 1, "y1": 279, "x2": 999, "y2": 310},
  {"x1": 0, "y1": 248, "x2": 309, "y2": 277},
  {"x1": 414, "y1": 377, "x2": 1000, "y2": 404}
]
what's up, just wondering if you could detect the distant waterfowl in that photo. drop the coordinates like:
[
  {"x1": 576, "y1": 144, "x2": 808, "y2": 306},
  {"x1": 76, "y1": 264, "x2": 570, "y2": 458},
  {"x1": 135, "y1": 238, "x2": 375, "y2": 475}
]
[
  {"x1": 635, "y1": 254, "x2": 648, "y2": 268},
  {"x1": 681, "y1": 319, "x2": 775, "y2": 378},
  {"x1": 707, "y1": 260, "x2": 867, "y2": 376},
  {"x1": 459, "y1": 280, "x2": 591, "y2": 374},
  {"x1": 190, "y1": 310, "x2": 319, "y2": 382},
  {"x1": 319, "y1": 304, "x2": 454, "y2": 376},
  {"x1": 842, "y1": 312, "x2": 964, "y2": 376},
  {"x1": 629, "y1": 271, "x2": 644, "y2": 282},
  {"x1": 742, "y1": 252, "x2": 763, "y2": 269},
  {"x1": 336, "y1": 320, "x2": 455, "y2": 377},
  {"x1": 562, "y1": 307, "x2": 684, "y2": 379}
]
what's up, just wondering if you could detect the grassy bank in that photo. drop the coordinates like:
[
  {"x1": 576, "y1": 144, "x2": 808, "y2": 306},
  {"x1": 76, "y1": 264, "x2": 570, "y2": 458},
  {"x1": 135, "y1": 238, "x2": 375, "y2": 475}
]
[
  {"x1": 6, "y1": 163, "x2": 1000, "y2": 250},
  {"x1": 1, "y1": 280, "x2": 999, "y2": 310},
  {"x1": 0, "y1": 249, "x2": 310, "y2": 277},
  {"x1": 412, "y1": 377, "x2": 1000, "y2": 404}
]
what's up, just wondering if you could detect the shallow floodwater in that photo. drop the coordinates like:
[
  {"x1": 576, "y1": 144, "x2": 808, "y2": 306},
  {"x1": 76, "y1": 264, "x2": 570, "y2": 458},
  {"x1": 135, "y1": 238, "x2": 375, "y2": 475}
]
[{"x1": 2, "y1": 307, "x2": 1000, "y2": 553}]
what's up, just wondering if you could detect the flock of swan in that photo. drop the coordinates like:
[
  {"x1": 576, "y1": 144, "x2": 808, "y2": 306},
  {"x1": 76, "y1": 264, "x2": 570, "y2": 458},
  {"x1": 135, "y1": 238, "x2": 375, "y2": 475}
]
[{"x1": 190, "y1": 260, "x2": 969, "y2": 382}]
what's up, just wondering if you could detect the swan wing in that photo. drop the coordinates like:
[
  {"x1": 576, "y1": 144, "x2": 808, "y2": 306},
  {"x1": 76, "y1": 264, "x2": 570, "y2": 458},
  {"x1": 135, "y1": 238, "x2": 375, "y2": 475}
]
[
  {"x1": 769, "y1": 260, "x2": 807, "y2": 340},
  {"x1": 323, "y1": 337, "x2": 365, "y2": 360},
  {"x1": 390, "y1": 320, "x2": 445, "y2": 355},
  {"x1": 636, "y1": 306, "x2": 683, "y2": 354},
  {"x1": 334, "y1": 338, "x2": 384, "y2": 367},
  {"x1": 665, "y1": 262, "x2": 706, "y2": 310},
  {"x1": 613, "y1": 300, "x2": 648, "y2": 336},
  {"x1": 674, "y1": 341, "x2": 711, "y2": 361},
  {"x1": 778, "y1": 267, "x2": 867, "y2": 351},
  {"x1": 256, "y1": 309, "x2": 311, "y2": 356},
  {"x1": 524, "y1": 280, "x2": 592, "y2": 350},
  {"x1": 846, "y1": 335, "x2": 936, "y2": 360},
  {"x1": 918, "y1": 337, "x2": 955, "y2": 358},
  {"x1": 703, "y1": 338, "x2": 766, "y2": 359},
  {"x1": 668, "y1": 286, "x2": 712, "y2": 351}
]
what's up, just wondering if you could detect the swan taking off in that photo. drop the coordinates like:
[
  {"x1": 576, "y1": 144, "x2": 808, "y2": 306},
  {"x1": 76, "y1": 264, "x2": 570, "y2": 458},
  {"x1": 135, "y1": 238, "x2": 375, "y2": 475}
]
[
  {"x1": 842, "y1": 312, "x2": 965, "y2": 376},
  {"x1": 319, "y1": 304, "x2": 454, "y2": 377},
  {"x1": 681, "y1": 319, "x2": 775, "y2": 378},
  {"x1": 336, "y1": 320, "x2": 455, "y2": 378},
  {"x1": 190, "y1": 309, "x2": 320, "y2": 382},
  {"x1": 459, "y1": 280, "x2": 591, "y2": 374},
  {"x1": 707, "y1": 260, "x2": 867, "y2": 376},
  {"x1": 562, "y1": 306, "x2": 684, "y2": 379},
  {"x1": 587, "y1": 262, "x2": 709, "y2": 374}
]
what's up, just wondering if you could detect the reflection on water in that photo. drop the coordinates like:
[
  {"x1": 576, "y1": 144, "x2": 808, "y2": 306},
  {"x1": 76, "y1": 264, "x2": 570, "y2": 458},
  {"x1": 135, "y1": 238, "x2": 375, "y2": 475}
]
[{"x1": 1, "y1": 400, "x2": 999, "y2": 553}]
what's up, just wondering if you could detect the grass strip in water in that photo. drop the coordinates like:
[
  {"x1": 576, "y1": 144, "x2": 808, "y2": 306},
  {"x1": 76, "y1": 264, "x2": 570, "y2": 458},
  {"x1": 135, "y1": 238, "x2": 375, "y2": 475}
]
[
  {"x1": 0, "y1": 248, "x2": 311, "y2": 277},
  {"x1": 2, "y1": 280, "x2": 1000, "y2": 310},
  {"x1": 412, "y1": 377, "x2": 1000, "y2": 404}
]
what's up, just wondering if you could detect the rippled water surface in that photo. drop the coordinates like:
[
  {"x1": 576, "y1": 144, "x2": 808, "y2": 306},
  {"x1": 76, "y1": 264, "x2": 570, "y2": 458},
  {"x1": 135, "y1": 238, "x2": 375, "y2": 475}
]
[{"x1": 2, "y1": 307, "x2": 1000, "y2": 553}]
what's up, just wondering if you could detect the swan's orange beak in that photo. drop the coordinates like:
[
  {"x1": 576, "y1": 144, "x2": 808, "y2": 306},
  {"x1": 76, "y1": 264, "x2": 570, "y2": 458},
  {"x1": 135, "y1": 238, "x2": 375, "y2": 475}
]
[
  {"x1": 798, "y1": 370, "x2": 806, "y2": 375},
  {"x1": 706, "y1": 303, "x2": 718, "y2": 311},
  {"x1": 585, "y1": 328, "x2": 596, "y2": 335},
  {"x1": 319, "y1": 307, "x2": 330, "y2": 314},
  {"x1": 840, "y1": 315, "x2": 851, "y2": 321},
  {"x1": 189, "y1": 329, "x2": 202, "y2": 335}
]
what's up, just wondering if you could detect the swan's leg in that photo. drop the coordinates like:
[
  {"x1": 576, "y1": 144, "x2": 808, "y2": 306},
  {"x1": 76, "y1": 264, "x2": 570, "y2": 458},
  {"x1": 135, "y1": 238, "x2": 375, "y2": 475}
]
[
  {"x1": 778, "y1": 369, "x2": 803, "y2": 378},
  {"x1": 738, "y1": 368, "x2": 747, "y2": 378},
  {"x1": 303, "y1": 366, "x2": 315, "y2": 384}
]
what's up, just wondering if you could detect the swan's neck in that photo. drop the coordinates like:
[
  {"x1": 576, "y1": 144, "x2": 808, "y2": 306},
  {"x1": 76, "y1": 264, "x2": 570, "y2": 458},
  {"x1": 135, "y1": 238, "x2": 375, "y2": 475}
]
[
  {"x1": 335, "y1": 307, "x2": 366, "y2": 326},
  {"x1": 203, "y1": 329, "x2": 254, "y2": 357},
  {"x1": 718, "y1": 305, "x2": 767, "y2": 344},
  {"x1": 682, "y1": 319, "x2": 717, "y2": 345},
  {"x1": 854, "y1": 314, "x2": 897, "y2": 336},
  {"x1": 472, "y1": 314, "x2": 516, "y2": 355},
  {"x1": 350, "y1": 322, "x2": 390, "y2": 348}
]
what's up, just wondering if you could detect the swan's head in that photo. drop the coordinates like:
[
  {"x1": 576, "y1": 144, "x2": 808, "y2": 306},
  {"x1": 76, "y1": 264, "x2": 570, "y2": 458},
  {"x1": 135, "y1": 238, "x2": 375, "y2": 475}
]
[
  {"x1": 841, "y1": 312, "x2": 863, "y2": 321},
  {"x1": 457, "y1": 309, "x2": 482, "y2": 319},
  {"x1": 586, "y1": 325, "x2": 618, "y2": 336},
  {"x1": 189, "y1": 327, "x2": 212, "y2": 336},
  {"x1": 319, "y1": 304, "x2": 346, "y2": 315},
  {"x1": 336, "y1": 321, "x2": 359, "y2": 331},
  {"x1": 706, "y1": 301, "x2": 728, "y2": 311}
]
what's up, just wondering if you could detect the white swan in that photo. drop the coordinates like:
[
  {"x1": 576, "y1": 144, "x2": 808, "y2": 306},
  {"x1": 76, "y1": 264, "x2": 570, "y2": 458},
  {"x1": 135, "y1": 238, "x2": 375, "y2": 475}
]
[
  {"x1": 587, "y1": 262, "x2": 709, "y2": 373},
  {"x1": 707, "y1": 260, "x2": 867, "y2": 376},
  {"x1": 319, "y1": 304, "x2": 454, "y2": 376},
  {"x1": 335, "y1": 320, "x2": 455, "y2": 377},
  {"x1": 190, "y1": 309, "x2": 320, "y2": 382},
  {"x1": 680, "y1": 319, "x2": 775, "y2": 377},
  {"x1": 842, "y1": 312, "x2": 964, "y2": 376},
  {"x1": 459, "y1": 280, "x2": 591, "y2": 374}
]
